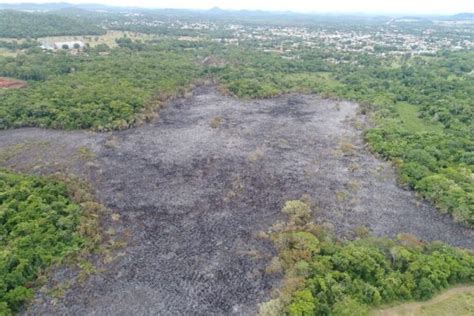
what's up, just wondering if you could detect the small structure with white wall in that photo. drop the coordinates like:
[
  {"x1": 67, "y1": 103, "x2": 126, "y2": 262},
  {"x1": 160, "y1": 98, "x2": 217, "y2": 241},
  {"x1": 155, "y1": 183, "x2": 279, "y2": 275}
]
[{"x1": 40, "y1": 41, "x2": 85, "y2": 50}]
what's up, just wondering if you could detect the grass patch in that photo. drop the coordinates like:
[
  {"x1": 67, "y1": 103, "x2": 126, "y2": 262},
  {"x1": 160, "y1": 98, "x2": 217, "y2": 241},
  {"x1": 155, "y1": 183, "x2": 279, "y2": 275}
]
[
  {"x1": 0, "y1": 48, "x2": 16, "y2": 57},
  {"x1": 395, "y1": 102, "x2": 443, "y2": 134},
  {"x1": 283, "y1": 72, "x2": 343, "y2": 96},
  {"x1": 371, "y1": 286, "x2": 474, "y2": 316},
  {"x1": 210, "y1": 116, "x2": 224, "y2": 129}
]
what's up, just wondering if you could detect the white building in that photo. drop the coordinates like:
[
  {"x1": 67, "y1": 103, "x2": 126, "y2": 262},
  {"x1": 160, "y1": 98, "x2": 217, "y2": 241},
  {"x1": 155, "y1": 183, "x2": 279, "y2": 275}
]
[{"x1": 40, "y1": 41, "x2": 85, "y2": 50}]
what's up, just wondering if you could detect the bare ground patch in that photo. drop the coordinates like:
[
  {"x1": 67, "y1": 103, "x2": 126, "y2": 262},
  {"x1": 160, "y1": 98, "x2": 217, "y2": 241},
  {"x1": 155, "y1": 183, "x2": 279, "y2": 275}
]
[
  {"x1": 0, "y1": 86, "x2": 472, "y2": 315},
  {"x1": 0, "y1": 77, "x2": 27, "y2": 89}
]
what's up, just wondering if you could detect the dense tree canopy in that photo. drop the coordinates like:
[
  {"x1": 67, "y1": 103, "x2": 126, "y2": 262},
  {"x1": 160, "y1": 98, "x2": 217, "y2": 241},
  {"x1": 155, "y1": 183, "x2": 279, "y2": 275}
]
[
  {"x1": 0, "y1": 171, "x2": 85, "y2": 314},
  {"x1": 0, "y1": 44, "x2": 200, "y2": 130},
  {"x1": 0, "y1": 10, "x2": 105, "y2": 38}
]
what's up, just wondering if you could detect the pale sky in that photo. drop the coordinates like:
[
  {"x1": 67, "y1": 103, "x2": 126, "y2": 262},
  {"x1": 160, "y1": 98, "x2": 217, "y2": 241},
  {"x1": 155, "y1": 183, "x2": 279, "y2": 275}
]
[{"x1": 1, "y1": 0, "x2": 473, "y2": 14}]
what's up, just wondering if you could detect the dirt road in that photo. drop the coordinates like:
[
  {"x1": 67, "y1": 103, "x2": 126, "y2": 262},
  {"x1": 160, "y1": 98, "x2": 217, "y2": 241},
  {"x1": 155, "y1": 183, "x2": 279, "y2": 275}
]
[{"x1": 0, "y1": 87, "x2": 472, "y2": 315}]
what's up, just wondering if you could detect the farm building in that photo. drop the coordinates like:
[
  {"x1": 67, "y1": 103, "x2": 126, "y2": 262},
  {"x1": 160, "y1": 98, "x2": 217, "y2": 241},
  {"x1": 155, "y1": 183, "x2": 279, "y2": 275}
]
[{"x1": 40, "y1": 41, "x2": 85, "y2": 50}]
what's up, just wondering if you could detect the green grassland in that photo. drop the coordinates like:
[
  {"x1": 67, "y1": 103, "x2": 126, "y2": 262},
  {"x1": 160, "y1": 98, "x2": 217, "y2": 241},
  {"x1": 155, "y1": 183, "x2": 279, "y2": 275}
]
[
  {"x1": 0, "y1": 48, "x2": 15, "y2": 57},
  {"x1": 395, "y1": 102, "x2": 443, "y2": 134},
  {"x1": 371, "y1": 285, "x2": 474, "y2": 316}
]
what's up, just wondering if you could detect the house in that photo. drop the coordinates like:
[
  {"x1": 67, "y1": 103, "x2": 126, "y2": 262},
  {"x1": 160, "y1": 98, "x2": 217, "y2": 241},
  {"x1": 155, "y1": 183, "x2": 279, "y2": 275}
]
[
  {"x1": 53, "y1": 41, "x2": 85, "y2": 50},
  {"x1": 40, "y1": 41, "x2": 85, "y2": 50}
]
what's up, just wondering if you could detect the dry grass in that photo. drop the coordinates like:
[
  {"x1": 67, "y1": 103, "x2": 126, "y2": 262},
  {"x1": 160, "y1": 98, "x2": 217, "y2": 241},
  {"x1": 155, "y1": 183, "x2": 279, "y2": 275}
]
[
  {"x1": 210, "y1": 116, "x2": 224, "y2": 128},
  {"x1": 38, "y1": 31, "x2": 158, "y2": 48},
  {"x1": 354, "y1": 226, "x2": 370, "y2": 238},
  {"x1": 104, "y1": 136, "x2": 120, "y2": 149},
  {"x1": 346, "y1": 179, "x2": 361, "y2": 192},
  {"x1": 265, "y1": 257, "x2": 283, "y2": 275},
  {"x1": 353, "y1": 117, "x2": 365, "y2": 130},
  {"x1": 348, "y1": 162, "x2": 360, "y2": 172},
  {"x1": 340, "y1": 140, "x2": 356, "y2": 156},
  {"x1": 257, "y1": 298, "x2": 285, "y2": 316},
  {"x1": 397, "y1": 233, "x2": 425, "y2": 249},
  {"x1": 0, "y1": 141, "x2": 50, "y2": 164},
  {"x1": 256, "y1": 231, "x2": 270, "y2": 240},
  {"x1": 76, "y1": 146, "x2": 96, "y2": 160},
  {"x1": 335, "y1": 190, "x2": 349, "y2": 202},
  {"x1": 224, "y1": 176, "x2": 245, "y2": 201},
  {"x1": 372, "y1": 286, "x2": 474, "y2": 316}
]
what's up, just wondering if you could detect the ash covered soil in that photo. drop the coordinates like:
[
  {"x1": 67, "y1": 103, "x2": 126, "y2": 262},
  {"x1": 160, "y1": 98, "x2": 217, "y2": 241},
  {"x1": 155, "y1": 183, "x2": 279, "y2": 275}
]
[{"x1": 0, "y1": 87, "x2": 472, "y2": 315}]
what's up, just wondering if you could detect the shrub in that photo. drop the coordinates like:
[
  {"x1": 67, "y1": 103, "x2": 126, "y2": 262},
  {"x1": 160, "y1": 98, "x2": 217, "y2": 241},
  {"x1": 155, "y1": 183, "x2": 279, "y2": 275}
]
[
  {"x1": 210, "y1": 116, "x2": 223, "y2": 129},
  {"x1": 262, "y1": 200, "x2": 474, "y2": 315},
  {"x1": 0, "y1": 171, "x2": 89, "y2": 313},
  {"x1": 332, "y1": 297, "x2": 369, "y2": 316},
  {"x1": 257, "y1": 298, "x2": 284, "y2": 316},
  {"x1": 287, "y1": 289, "x2": 316, "y2": 316},
  {"x1": 282, "y1": 200, "x2": 312, "y2": 226}
]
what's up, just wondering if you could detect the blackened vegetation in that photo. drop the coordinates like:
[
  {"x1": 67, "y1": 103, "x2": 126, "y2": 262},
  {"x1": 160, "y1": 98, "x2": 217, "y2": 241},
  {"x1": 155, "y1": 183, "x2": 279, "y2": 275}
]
[{"x1": 1, "y1": 88, "x2": 471, "y2": 314}]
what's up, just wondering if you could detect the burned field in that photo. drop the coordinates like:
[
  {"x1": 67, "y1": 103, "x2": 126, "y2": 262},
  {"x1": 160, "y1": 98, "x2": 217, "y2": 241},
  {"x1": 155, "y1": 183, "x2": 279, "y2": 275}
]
[{"x1": 0, "y1": 87, "x2": 472, "y2": 315}]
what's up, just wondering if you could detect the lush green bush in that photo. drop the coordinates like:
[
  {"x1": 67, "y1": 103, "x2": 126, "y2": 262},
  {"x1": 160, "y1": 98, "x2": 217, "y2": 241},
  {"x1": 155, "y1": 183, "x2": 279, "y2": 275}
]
[
  {"x1": 0, "y1": 40, "x2": 39, "y2": 51},
  {"x1": 0, "y1": 171, "x2": 86, "y2": 314},
  {"x1": 264, "y1": 201, "x2": 474, "y2": 316}
]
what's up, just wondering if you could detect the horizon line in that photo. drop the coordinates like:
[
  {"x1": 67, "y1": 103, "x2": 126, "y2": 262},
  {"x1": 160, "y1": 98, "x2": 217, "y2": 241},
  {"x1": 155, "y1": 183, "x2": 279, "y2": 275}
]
[{"x1": 0, "y1": 2, "x2": 473, "y2": 16}]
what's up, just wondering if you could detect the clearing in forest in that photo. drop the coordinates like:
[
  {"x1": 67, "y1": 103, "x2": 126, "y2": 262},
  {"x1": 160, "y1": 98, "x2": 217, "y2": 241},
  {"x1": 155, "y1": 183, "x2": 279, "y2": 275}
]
[
  {"x1": 372, "y1": 285, "x2": 474, "y2": 316},
  {"x1": 0, "y1": 77, "x2": 27, "y2": 89}
]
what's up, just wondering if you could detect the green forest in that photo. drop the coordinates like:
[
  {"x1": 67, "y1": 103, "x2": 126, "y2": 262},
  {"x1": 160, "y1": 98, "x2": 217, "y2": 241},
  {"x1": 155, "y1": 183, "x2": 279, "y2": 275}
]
[
  {"x1": 0, "y1": 44, "x2": 200, "y2": 130},
  {"x1": 260, "y1": 200, "x2": 474, "y2": 315},
  {"x1": 0, "y1": 10, "x2": 105, "y2": 38}
]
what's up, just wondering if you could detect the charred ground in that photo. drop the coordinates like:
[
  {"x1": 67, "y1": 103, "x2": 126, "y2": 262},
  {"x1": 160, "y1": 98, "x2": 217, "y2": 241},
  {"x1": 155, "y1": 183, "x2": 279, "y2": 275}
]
[{"x1": 0, "y1": 87, "x2": 472, "y2": 315}]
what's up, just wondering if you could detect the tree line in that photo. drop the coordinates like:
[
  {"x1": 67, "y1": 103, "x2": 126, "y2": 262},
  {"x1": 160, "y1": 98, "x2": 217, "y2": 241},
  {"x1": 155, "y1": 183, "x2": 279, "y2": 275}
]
[
  {"x1": 259, "y1": 200, "x2": 474, "y2": 315},
  {"x1": 0, "y1": 10, "x2": 105, "y2": 38}
]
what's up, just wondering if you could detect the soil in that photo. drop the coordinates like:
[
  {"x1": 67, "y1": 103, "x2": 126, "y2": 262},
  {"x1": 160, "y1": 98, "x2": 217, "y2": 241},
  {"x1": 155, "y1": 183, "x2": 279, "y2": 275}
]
[
  {"x1": 0, "y1": 77, "x2": 27, "y2": 89},
  {"x1": 0, "y1": 86, "x2": 472, "y2": 315}
]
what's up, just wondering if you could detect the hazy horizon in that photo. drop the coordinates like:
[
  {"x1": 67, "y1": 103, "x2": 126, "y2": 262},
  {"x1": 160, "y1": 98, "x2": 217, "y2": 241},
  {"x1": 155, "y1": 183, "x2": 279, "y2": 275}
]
[{"x1": 0, "y1": 0, "x2": 473, "y2": 15}]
